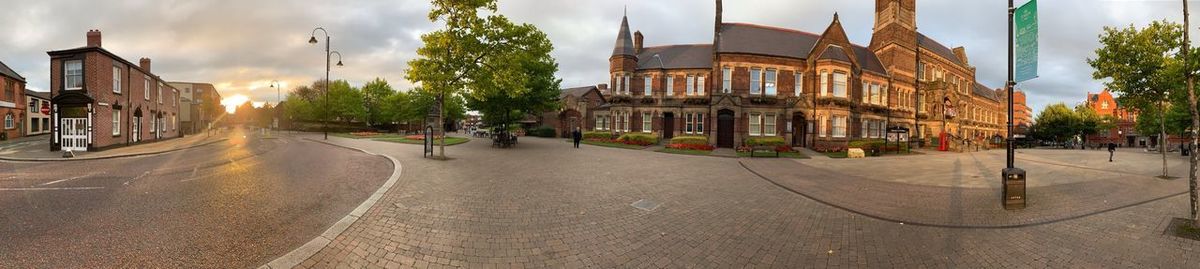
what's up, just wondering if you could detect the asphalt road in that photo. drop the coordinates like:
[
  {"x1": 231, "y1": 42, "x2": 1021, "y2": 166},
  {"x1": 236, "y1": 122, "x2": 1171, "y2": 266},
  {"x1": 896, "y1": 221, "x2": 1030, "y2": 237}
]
[{"x1": 0, "y1": 126, "x2": 393, "y2": 268}]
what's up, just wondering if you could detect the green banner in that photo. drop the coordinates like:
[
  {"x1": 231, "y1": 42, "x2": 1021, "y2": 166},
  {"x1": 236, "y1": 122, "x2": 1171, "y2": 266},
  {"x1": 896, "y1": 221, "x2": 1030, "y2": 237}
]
[{"x1": 1015, "y1": 0, "x2": 1038, "y2": 82}]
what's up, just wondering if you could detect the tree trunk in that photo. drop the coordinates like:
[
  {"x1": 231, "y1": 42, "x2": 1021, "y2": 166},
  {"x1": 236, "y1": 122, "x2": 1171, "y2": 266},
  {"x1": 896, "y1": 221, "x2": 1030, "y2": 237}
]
[
  {"x1": 1162, "y1": 100, "x2": 1169, "y2": 178},
  {"x1": 1184, "y1": 0, "x2": 1200, "y2": 227}
]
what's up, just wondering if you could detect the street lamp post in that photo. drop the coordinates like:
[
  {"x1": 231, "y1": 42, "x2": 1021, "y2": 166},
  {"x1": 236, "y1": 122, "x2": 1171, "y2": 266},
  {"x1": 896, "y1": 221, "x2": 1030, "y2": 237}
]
[
  {"x1": 309, "y1": 27, "x2": 344, "y2": 140},
  {"x1": 269, "y1": 80, "x2": 281, "y2": 131},
  {"x1": 1003, "y1": 0, "x2": 1028, "y2": 210}
]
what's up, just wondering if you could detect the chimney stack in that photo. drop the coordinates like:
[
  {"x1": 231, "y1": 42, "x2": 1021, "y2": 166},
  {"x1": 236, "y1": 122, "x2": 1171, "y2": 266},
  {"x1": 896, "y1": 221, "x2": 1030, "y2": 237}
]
[
  {"x1": 86, "y1": 30, "x2": 102, "y2": 47},
  {"x1": 140, "y1": 58, "x2": 152, "y2": 73},
  {"x1": 634, "y1": 31, "x2": 644, "y2": 54}
]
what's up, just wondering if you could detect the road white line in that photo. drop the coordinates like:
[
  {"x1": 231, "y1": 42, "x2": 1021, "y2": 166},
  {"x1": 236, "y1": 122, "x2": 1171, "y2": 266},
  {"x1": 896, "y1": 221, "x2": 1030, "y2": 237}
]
[
  {"x1": 39, "y1": 172, "x2": 105, "y2": 186},
  {"x1": 0, "y1": 186, "x2": 104, "y2": 191},
  {"x1": 123, "y1": 171, "x2": 151, "y2": 186}
]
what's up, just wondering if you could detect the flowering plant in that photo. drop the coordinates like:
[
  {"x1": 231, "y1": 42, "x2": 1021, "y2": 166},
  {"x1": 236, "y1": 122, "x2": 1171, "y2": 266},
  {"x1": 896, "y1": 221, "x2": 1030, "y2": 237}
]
[{"x1": 666, "y1": 143, "x2": 715, "y2": 151}]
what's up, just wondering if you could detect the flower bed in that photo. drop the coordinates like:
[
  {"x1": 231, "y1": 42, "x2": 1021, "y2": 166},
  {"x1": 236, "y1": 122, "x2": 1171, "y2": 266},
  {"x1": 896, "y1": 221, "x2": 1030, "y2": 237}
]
[
  {"x1": 616, "y1": 133, "x2": 659, "y2": 146},
  {"x1": 404, "y1": 135, "x2": 445, "y2": 140},
  {"x1": 670, "y1": 136, "x2": 709, "y2": 145},
  {"x1": 666, "y1": 143, "x2": 715, "y2": 151}
]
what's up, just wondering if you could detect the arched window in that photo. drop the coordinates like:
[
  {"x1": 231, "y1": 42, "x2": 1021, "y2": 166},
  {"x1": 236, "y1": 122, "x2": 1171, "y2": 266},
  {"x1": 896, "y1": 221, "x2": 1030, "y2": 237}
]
[{"x1": 4, "y1": 113, "x2": 13, "y2": 130}]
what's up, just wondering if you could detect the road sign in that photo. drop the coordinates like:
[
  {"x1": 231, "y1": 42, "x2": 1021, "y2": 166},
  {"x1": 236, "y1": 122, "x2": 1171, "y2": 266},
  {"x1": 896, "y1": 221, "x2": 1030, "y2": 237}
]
[
  {"x1": 41, "y1": 103, "x2": 50, "y2": 115},
  {"x1": 1015, "y1": 0, "x2": 1038, "y2": 82}
]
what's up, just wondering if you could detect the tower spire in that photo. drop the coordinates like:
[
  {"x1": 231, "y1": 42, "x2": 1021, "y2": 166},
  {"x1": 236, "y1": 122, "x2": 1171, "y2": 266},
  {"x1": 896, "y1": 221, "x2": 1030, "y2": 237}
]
[{"x1": 612, "y1": 11, "x2": 635, "y2": 57}]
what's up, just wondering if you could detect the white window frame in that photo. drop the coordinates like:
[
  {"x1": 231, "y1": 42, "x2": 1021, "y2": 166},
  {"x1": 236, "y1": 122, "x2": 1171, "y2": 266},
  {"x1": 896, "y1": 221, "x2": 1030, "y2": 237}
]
[
  {"x1": 862, "y1": 83, "x2": 870, "y2": 103},
  {"x1": 644, "y1": 76, "x2": 652, "y2": 96},
  {"x1": 750, "y1": 68, "x2": 762, "y2": 95},
  {"x1": 112, "y1": 66, "x2": 121, "y2": 93},
  {"x1": 765, "y1": 69, "x2": 777, "y2": 96},
  {"x1": 764, "y1": 113, "x2": 776, "y2": 136},
  {"x1": 749, "y1": 113, "x2": 762, "y2": 136},
  {"x1": 685, "y1": 113, "x2": 694, "y2": 134},
  {"x1": 722, "y1": 67, "x2": 731, "y2": 93},
  {"x1": 833, "y1": 72, "x2": 847, "y2": 98},
  {"x1": 871, "y1": 83, "x2": 881, "y2": 105},
  {"x1": 696, "y1": 113, "x2": 704, "y2": 134},
  {"x1": 666, "y1": 76, "x2": 674, "y2": 97},
  {"x1": 642, "y1": 112, "x2": 652, "y2": 133},
  {"x1": 65, "y1": 60, "x2": 83, "y2": 90},
  {"x1": 3, "y1": 114, "x2": 12, "y2": 129},
  {"x1": 691, "y1": 75, "x2": 700, "y2": 96},
  {"x1": 624, "y1": 75, "x2": 631, "y2": 95},
  {"x1": 795, "y1": 72, "x2": 803, "y2": 96},
  {"x1": 833, "y1": 116, "x2": 847, "y2": 138},
  {"x1": 697, "y1": 76, "x2": 705, "y2": 96},
  {"x1": 144, "y1": 76, "x2": 151, "y2": 100},
  {"x1": 819, "y1": 70, "x2": 829, "y2": 97},
  {"x1": 158, "y1": 83, "x2": 163, "y2": 104},
  {"x1": 113, "y1": 110, "x2": 121, "y2": 136}
]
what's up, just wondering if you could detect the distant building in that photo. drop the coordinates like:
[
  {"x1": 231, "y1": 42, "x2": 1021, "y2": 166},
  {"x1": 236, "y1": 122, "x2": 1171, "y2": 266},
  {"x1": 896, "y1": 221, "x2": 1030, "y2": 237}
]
[
  {"x1": 0, "y1": 60, "x2": 27, "y2": 141},
  {"x1": 1085, "y1": 89, "x2": 1141, "y2": 147},
  {"x1": 1012, "y1": 90, "x2": 1032, "y2": 128},
  {"x1": 47, "y1": 30, "x2": 181, "y2": 152},
  {"x1": 539, "y1": 85, "x2": 606, "y2": 137},
  {"x1": 25, "y1": 89, "x2": 51, "y2": 136},
  {"x1": 168, "y1": 82, "x2": 221, "y2": 135}
]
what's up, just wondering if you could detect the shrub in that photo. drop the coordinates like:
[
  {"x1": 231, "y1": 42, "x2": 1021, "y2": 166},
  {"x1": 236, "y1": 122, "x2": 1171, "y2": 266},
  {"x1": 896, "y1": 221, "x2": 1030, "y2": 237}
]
[
  {"x1": 744, "y1": 136, "x2": 786, "y2": 147},
  {"x1": 583, "y1": 131, "x2": 614, "y2": 140},
  {"x1": 528, "y1": 126, "x2": 557, "y2": 138},
  {"x1": 670, "y1": 136, "x2": 709, "y2": 145},
  {"x1": 667, "y1": 143, "x2": 715, "y2": 151},
  {"x1": 351, "y1": 131, "x2": 381, "y2": 137},
  {"x1": 775, "y1": 145, "x2": 794, "y2": 153},
  {"x1": 617, "y1": 133, "x2": 659, "y2": 146}
]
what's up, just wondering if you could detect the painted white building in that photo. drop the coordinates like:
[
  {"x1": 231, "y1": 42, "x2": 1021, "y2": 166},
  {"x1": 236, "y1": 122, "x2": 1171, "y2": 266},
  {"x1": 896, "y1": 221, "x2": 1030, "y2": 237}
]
[{"x1": 24, "y1": 89, "x2": 51, "y2": 136}]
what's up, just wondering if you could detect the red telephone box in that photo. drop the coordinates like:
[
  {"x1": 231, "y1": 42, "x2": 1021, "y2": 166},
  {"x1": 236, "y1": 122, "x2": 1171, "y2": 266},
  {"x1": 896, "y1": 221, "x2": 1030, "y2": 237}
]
[{"x1": 938, "y1": 132, "x2": 949, "y2": 151}]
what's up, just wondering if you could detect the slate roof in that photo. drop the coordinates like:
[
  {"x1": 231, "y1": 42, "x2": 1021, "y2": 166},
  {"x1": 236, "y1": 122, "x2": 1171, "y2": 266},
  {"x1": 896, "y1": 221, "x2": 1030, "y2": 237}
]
[
  {"x1": 24, "y1": 89, "x2": 50, "y2": 100},
  {"x1": 636, "y1": 44, "x2": 713, "y2": 70},
  {"x1": 612, "y1": 16, "x2": 635, "y2": 57},
  {"x1": 817, "y1": 45, "x2": 852, "y2": 62},
  {"x1": 972, "y1": 82, "x2": 1001, "y2": 102},
  {"x1": 0, "y1": 60, "x2": 26, "y2": 82},
  {"x1": 636, "y1": 23, "x2": 888, "y2": 75},
  {"x1": 919, "y1": 33, "x2": 967, "y2": 67},
  {"x1": 560, "y1": 86, "x2": 597, "y2": 99}
]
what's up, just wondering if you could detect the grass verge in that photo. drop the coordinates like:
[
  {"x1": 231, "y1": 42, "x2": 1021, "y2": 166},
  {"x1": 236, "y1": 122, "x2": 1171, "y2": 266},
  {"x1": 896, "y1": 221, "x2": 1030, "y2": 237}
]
[
  {"x1": 657, "y1": 148, "x2": 713, "y2": 156},
  {"x1": 375, "y1": 137, "x2": 470, "y2": 146},
  {"x1": 737, "y1": 151, "x2": 809, "y2": 159}
]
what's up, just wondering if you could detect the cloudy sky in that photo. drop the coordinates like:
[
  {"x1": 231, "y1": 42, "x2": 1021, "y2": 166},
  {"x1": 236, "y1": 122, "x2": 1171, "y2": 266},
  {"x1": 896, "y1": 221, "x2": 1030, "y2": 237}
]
[{"x1": 0, "y1": 0, "x2": 1193, "y2": 114}]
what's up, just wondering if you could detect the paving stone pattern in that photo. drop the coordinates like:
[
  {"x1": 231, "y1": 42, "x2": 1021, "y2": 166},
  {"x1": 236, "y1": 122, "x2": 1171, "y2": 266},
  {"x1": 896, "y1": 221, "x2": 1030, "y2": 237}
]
[{"x1": 297, "y1": 136, "x2": 1199, "y2": 268}]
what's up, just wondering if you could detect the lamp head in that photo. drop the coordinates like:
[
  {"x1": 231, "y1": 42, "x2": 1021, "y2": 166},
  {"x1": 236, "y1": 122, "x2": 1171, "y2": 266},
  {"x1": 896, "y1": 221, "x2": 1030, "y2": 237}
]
[
  {"x1": 308, "y1": 36, "x2": 318, "y2": 44},
  {"x1": 336, "y1": 60, "x2": 344, "y2": 67}
]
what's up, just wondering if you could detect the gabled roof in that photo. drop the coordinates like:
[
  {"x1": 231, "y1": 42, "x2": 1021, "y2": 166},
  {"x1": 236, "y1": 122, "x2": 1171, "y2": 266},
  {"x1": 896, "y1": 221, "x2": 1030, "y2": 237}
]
[
  {"x1": 636, "y1": 44, "x2": 713, "y2": 70},
  {"x1": 24, "y1": 89, "x2": 50, "y2": 100},
  {"x1": 918, "y1": 33, "x2": 967, "y2": 67},
  {"x1": 853, "y1": 46, "x2": 888, "y2": 75},
  {"x1": 817, "y1": 45, "x2": 851, "y2": 62},
  {"x1": 0, "y1": 60, "x2": 26, "y2": 82},
  {"x1": 47, "y1": 46, "x2": 177, "y2": 91},
  {"x1": 719, "y1": 23, "x2": 819, "y2": 59},
  {"x1": 560, "y1": 86, "x2": 597, "y2": 99},
  {"x1": 612, "y1": 15, "x2": 635, "y2": 57},
  {"x1": 973, "y1": 82, "x2": 1000, "y2": 102}
]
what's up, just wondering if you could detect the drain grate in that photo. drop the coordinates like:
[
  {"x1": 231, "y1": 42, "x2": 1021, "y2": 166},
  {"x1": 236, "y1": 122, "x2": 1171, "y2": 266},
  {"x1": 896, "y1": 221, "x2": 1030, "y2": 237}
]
[{"x1": 631, "y1": 199, "x2": 660, "y2": 211}]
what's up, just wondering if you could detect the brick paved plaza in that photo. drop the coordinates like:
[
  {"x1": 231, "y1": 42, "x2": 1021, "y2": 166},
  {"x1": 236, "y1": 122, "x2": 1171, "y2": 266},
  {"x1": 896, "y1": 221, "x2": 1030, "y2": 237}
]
[{"x1": 292, "y1": 136, "x2": 1199, "y2": 268}]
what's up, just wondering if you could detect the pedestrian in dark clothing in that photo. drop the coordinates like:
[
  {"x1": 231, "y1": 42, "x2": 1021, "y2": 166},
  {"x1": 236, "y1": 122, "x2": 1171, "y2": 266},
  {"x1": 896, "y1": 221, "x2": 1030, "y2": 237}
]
[
  {"x1": 1108, "y1": 142, "x2": 1117, "y2": 162},
  {"x1": 571, "y1": 128, "x2": 582, "y2": 148}
]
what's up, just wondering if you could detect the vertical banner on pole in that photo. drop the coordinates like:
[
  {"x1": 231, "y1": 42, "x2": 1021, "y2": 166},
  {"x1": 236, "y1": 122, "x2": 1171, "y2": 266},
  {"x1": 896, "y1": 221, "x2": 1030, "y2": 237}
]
[{"x1": 1015, "y1": 0, "x2": 1039, "y2": 83}]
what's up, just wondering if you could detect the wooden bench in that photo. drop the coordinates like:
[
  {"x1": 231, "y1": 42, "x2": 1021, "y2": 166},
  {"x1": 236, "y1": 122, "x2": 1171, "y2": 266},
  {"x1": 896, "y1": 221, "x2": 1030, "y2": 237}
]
[{"x1": 749, "y1": 146, "x2": 779, "y2": 157}]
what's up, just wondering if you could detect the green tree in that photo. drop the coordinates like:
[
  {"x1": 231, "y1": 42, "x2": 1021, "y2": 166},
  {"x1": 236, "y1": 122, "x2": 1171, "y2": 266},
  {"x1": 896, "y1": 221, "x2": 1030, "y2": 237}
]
[
  {"x1": 1075, "y1": 104, "x2": 1103, "y2": 146},
  {"x1": 1032, "y1": 103, "x2": 1078, "y2": 145},
  {"x1": 406, "y1": 0, "x2": 559, "y2": 158},
  {"x1": 362, "y1": 78, "x2": 395, "y2": 127},
  {"x1": 1088, "y1": 20, "x2": 1184, "y2": 178}
]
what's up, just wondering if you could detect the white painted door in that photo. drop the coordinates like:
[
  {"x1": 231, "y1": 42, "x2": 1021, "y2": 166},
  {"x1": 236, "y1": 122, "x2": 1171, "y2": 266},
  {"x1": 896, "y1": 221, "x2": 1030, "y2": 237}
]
[{"x1": 61, "y1": 118, "x2": 88, "y2": 152}]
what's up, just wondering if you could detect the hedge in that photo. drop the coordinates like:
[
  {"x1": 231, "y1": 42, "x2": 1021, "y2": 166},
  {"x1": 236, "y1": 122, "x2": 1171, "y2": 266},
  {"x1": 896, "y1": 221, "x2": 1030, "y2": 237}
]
[
  {"x1": 744, "y1": 136, "x2": 786, "y2": 146},
  {"x1": 617, "y1": 133, "x2": 659, "y2": 146},
  {"x1": 528, "y1": 126, "x2": 557, "y2": 138},
  {"x1": 583, "y1": 131, "x2": 614, "y2": 140},
  {"x1": 670, "y1": 136, "x2": 709, "y2": 145}
]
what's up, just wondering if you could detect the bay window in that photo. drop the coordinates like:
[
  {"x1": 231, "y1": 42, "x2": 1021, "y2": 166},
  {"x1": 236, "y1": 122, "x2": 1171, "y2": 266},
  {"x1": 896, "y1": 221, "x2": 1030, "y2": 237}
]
[
  {"x1": 832, "y1": 116, "x2": 847, "y2": 138},
  {"x1": 832, "y1": 72, "x2": 847, "y2": 98},
  {"x1": 820, "y1": 70, "x2": 829, "y2": 97}
]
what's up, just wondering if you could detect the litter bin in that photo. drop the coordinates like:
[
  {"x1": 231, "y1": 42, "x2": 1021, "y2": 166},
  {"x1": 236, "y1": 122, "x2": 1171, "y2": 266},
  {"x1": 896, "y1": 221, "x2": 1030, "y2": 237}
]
[{"x1": 1002, "y1": 167, "x2": 1026, "y2": 210}]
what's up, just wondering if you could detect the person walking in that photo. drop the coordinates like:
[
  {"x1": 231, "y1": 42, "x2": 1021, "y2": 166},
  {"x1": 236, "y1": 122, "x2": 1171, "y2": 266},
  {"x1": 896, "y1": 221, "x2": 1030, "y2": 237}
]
[
  {"x1": 571, "y1": 127, "x2": 582, "y2": 148},
  {"x1": 1108, "y1": 142, "x2": 1117, "y2": 162}
]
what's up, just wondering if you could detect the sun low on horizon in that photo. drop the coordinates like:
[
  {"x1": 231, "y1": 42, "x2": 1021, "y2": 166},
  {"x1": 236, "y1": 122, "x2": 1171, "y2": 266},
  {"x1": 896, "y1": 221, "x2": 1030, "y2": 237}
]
[{"x1": 221, "y1": 94, "x2": 250, "y2": 114}]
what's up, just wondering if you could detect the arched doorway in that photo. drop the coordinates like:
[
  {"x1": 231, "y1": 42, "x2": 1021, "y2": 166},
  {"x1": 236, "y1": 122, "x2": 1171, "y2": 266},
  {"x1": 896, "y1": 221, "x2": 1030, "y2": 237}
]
[
  {"x1": 792, "y1": 112, "x2": 806, "y2": 147},
  {"x1": 717, "y1": 109, "x2": 735, "y2": 148},
  {"x1": 558, "y1": 109, "x2": 581, "y2": 138}
]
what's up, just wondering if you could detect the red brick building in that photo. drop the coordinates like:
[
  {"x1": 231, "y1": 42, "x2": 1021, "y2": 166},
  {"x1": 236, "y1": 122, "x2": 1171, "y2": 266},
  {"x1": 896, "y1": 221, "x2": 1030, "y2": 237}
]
[
  {"x1": 541, "y1": 85, "x2": 607, "y2": 137},
  {"x1": 1, "y1": 60, "x2": 27, "y2": 141},
  {"x1": 595, "y1": 0, "x2": 1006, "y2": 150},
  {"x1": 1085, "y1": 89, "x2": 1141, "y2": 147},
  {"x1": 47, "y1": 30, "x2": 180, "y2": 152}
]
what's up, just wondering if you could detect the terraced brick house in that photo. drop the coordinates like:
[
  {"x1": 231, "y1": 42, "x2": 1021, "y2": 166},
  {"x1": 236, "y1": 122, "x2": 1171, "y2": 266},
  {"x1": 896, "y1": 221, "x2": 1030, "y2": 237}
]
[{"x1": 0, "y1": 60, "x2": 27, "y2": 141}]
